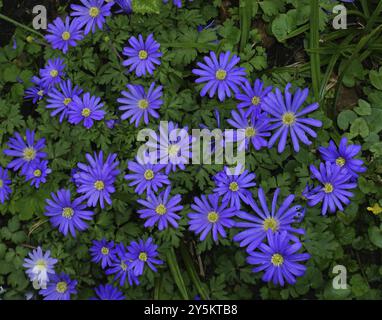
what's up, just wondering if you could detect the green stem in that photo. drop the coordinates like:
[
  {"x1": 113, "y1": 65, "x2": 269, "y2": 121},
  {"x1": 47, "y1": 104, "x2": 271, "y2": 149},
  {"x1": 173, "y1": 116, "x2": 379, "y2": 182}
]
[
  {"x1": 360, "y1": 0, "x2": 370, "y2": 18},
  {"x1": 0, "y1": 13, "x2": 44, "y2": 39},
  {"x1": 366, "y1": 1, "x2": 382, "y2": 32},
  {"x1": 239, "y1": 0, "x2": 252, "y2": 52},
  {"x1": 310, "y1": 0, "x2": 321, "y2": 102},
  {"x1": 166, "y1": 247, "x2": 189, "y2": 300}
]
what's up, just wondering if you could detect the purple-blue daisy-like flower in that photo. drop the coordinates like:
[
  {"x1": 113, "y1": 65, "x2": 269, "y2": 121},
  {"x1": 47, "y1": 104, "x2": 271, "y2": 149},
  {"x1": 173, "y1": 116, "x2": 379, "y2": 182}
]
[
  {"x1": 213, "y1": 166, "x2": 256, "y2": 209},
  {"x1": 125, "y1": 160, "x2": 170, "y2": 195},
  {"x1": 163, "y1": 0, "x2": 193, "y2": 8},
  {"x1": 263, "y1": 84, "x2": 322, "y2": 153},
  {"x1": 106, "y1": 243, "x2": 140, "y2": 287},
  {"x1": 74, "y1": 151, "x2": 120, "y2": 209},
  {"x1": 89, "y1": 239, "x2": 117, "y2": 269},
  {"x1": 188, "y1": 194, "x2": 236, "y2": 242},
  {"x1": 192, "y1": 51, "x2": 247, "y2": 102},
  {"x1": 25, "y1": 76, "x2": 48, "y2": 104},
  {"x1": 247, "y1": 231, "x2": 310, "y2": 286},
  {"x1": 307, "y1": 162, "x2": 357, "y2": 215},
  {"x1": 39, "y1": 58, "x2": 66, "y2": 89},
  {"x1": 0, "y1": 167, "x2": 12, "y2": 204},
  {"x1": 233, "y1": 188, "x2": 305, "y2": 252},
  {"x1": 125, "y1": 237, "x2": 163, "y2": 276},
  {"x1": 318, "y1": 136, "x2": 366, "y2": 178},
  {"x1": 46, "y1": 79, "x2": 83, "y2": 123},
  {"x1": 24, "y1": 160, "x2": 52, "y2": 189},
  {"x1": 122, "y1": 34, "x2": 162, "y2": 77},
  {"x1": 118, "y1": 82, "x2": 162, "y2": 127},
  {"x1": 23, "y1": 247, "x2": 57, "y2": 289},
  {"x1": 45, "y1": 16, "x2": 84, "y2": 54},
  {"x1": 114, "y1": 0, "x2": 132, "y2": 13},
  {"x1": 91, "y1": 284, "x2": 125, "y2": 300},
  {"x1": 137, "y1": 186, "x2": 183, "y2": 230},
  {"x1": 44, "y1": 189, "x2": 95, "y2": 237},
  {"x1": 39, "y1": 272, "x2": 78, "y2": 300},
  {"x1": 3, "y1": 129, "x2": 47, "y2": 174},
  {"x1": 70, "y1": 0, "x2": 113, "y2": 35},
  {"x1": 236, "y1": 79, "x2": 273, "y2": 118},
  {"x1": 68, "y1": 92, "x2": 106, "y2": 129}
]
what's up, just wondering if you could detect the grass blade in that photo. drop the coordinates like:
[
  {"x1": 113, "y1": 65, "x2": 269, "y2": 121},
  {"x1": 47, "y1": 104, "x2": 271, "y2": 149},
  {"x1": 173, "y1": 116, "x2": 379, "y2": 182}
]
[
  {"x1": 239, "y1": 0, "x2": 252, "y2": 52},
  {"x1": 166, "y1": 247, "x2": 189, "y2": 300},
  {"x1": 309, "y1": 0, "x2": 321, "y2": 102}
]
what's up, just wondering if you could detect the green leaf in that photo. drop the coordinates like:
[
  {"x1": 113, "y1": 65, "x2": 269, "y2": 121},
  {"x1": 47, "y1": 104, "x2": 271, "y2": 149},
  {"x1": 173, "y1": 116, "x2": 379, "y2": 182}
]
[
  {"x1": 337, "y1": 110, "x2": 357, "y2": 130},
  {"x1": 132, "y1": 0, "x2": 160, "y2": 14},
  {"x1": 370, "y1": 67, "x2": 382, "y2": 90},
  {"x1": 349, "y1": 118, "x2": 369, "y2": 138},
  {"x1": 354, "y1": 99, "x2": 372, "y2": 116},
  {"x1": 368, "y1": 226, "x2": 382, "y2": 248},
  {"x1": 166, "y1": 248, "x2": 189, "y2": 300}
]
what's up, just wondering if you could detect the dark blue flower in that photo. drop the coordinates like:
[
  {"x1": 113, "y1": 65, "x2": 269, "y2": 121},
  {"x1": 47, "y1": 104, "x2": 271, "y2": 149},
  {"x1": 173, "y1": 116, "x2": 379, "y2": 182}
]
[
  {"x1": 39, "y1": 272, "x2": 77, "y2": 300},
  {"x1": 114, "y1": 0, "x2": 132, "y2": 14},
  {"x1": 39, "y1": 58, "x2": 66, "y2": 89},
  {"x1": 0, "y1": 167, "x2": 12, "y2": 204},
  {"x1": 24, "y1": 159, "x2": 51, "y2": 188},
  {"x1": 91, "y1": 284, "x2": 125, "y2": 300},
  {"x1": 25, "y1": 76, "x2": 48, "y2": 104},
  {"x1": 90, "y1": 239, "x2": 117, "y2": 269}
]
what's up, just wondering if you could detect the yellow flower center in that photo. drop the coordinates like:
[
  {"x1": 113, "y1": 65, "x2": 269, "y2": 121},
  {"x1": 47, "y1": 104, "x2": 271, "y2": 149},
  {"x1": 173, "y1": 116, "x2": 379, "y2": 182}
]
[
  {"x1": 282, "y1": 112, "x2": 296, "y2": 126},
  {"x1": 139, "y1": 252, "x2": 148, "y2": 262},
  {"x1": 252, "y1": 96, "x2": 261, "y2": 106},
  {"x1": 50, "y1": 69, "x2": 59, "y2": 78},
  {"x1": 101, "y1": 247, "x2": 109, "y2": 255},
  {"x1": 324, "y1": 183, "x2": 334, "y2": 194},
  {"x1": 62, "y1": 207, "x2": 74, "y2": 219},
  {"x1": 37, "y1": 90, "x2": 44, "y2": 96},
  {"x1": 94, "y1": 180, "x2": 105, "y2": 191},
  {"x1": 61, "y1": 31, "x2": 71, "y2": 41},
  {"x1": 367, "y1": 204, "x2": 382, "y2": 215},
  {"x1": 229, "y1": 182, "x2": 239, "y2": 192},
  {"x1": 81, "y1": 108, "x2": 91, "y2": 117},
  {"x1": 0, "y1": 179, "x2": 3, "y2": 188},
  {"x1": 168, "y1": 144, "x2": 180, "y2": 156},
  {"x1": 144, "y1": 169, "x2": 154, "y2": 180},
  {"x1": 89, "y1": 6, "x2": 100, "y2": 17},
  {"x1": 245, "y1": 126, "x2": 256, "y2": 138},
  {"x1": 120, "y1": 262, "x2": 127, "y2": 271},
  {"x1": 155, "y1": 204, "x2": 167, "y2": 215},
  {"x1": 26, "y1": 36, "x2": 34, "y2": 43},
  {"x1": 263, "y1": 217, "x2": 279, "y2": 232},
  {"x1": 207, "y1": 211, "x2": 219, "y2": 223},
  {"x1": 23, "y1": 147, "x2": 36, "y2": 161},
  {"x1": 33, "y1": 169, "x2": 42, "y2": 177},
  {"x1": 138, "y1": 99, "x2": 149, "y2": 109},
  {"x1": 271, "y1": 253, "x2": 284, "y2": 266},
  {"x1": 336, "y1": 157, "x2": 346, "y2": 167},
  {"x1": 35, "y1": 259, "x2": 47, "y2": 270},
  {"x1": 56, "y1": 281, "x2": 68, "y2": 293},
  {"x1": 138, "y1": 50, "x2": 148, "y2": 60},
  {"x1": 215, "y1": 69, "x2": 227, "y2": 80},
  {"x1": 63, "y1": 98, "x2": 72, "y2": 106}
]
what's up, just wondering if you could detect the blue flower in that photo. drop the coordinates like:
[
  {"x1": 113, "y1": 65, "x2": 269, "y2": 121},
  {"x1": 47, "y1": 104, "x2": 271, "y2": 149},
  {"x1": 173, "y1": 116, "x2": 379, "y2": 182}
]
[
  {"x1": 126, "y1": 238, "x2": 163, "y2": 276},
  {"x1": 263, "y1": 84, "x2": 322, "y2": 153},
  {"x1": 118, "y1": 82, "x2": 162, "y2": 127},
  {"x1": 137, "y1": 186, "x2": 183, "y2": 230},
  {"x1": 114, "y1": 0, "x2": 132, "y2": 14},
  {"x1": 233, "y1": 188, "x2": 305, "y2": 252},
  {"x1": 71, "y1": 0, "x2": 113, "y2": 35},
  {"x1": 39, "y1": 58, "x2": 66, "y2": 89},
  {"x1": 45, "y1": 16, "x2": 84, "y2": 54},
  {"x1": 44, "y1": 189, "x2": 95, "y2": 237},
  {"x1": 46, "y1": 79, "x2": 83, "y2": 123},
  {"x1": 192, "y1": 51, "x2": 247, "y2": 101},
  {"x1": 247, "y1": 231, "x2": 310, "y2": 286},
  {"x1": 0, "y1": 167, "x2": 12, "y2": 204},
  {"x1": 74, "y1": 151, "x2": 120, "y2": 208},
  {"x1": 25, "y1": 76, "x2": 48, "y2": 104},
  {"x1": 91, "y1": 284, "x2": 125, "y2": 300},
  {"x1": 122, "y1": 34, "x2": 162, "y2": 77},
  {"x1": 24, "y1": 159, "x2": 52, "y2": 188},
  {"x1": 90, "y1": 239, "x2": 117, "y2": 269},
  {"x1": 163, "y1": 0, "x2": 193, "y2": 8},
  {"x1": 39, "y1": 272, "x2": 78, "y2": 300},
  {"x1": 188, "y1": 194, "x2": 236, "y2": 242}
]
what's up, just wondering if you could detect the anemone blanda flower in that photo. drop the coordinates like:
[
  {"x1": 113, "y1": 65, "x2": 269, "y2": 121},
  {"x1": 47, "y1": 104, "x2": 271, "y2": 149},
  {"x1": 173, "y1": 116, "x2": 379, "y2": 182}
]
[
  {"x1": 114, "y1": 0, "x2": 132, "y2": 13},
  {"x1": 24, "y1": 160, "x2": 52, "y2": 188},
  {"x1": 247, "y1": 231, "x2": 310, "y2": 286},
  {"x1": 263, "y1": 84, "x2": 322, "y2": 153},
  {"x1": 74, "y1": 151, "x2": 120, "y2": 208},
  {"x1": 0, "y1": 167, "x2": 12, "y2": 204},
  {"x1": 125, "y1": 160, "x2": 170, "y2": 195},
  {"x1": 213, "y1": 166, "x2": 256, "y2": 209},
  {"x1": 233, "y1": 188, "x2": 305, "y2": 252},
  {"x1": 188, "y1": 194, "x2": 236, "y2": 242},
  {"x1": 137, "y1": 186, "x2": 183, "y2": 230},
  {"x1": 44, "y1": 189, "x2": 95, "y2": 237},
  {"x1": 226, "y1": 110, "x2": 271, "y2": 151},
  {"x1": 105, "y1": 243, "x2": 140, "y2": 287},
  {"x1": 68, "y1": 92, "x2": 106, "y2": 129},
  {"x1": 126, "y1": 238, "x2": 163, "y2": 276},
  {"x1": 122, "y1": 34, "x2": 162, "y2": 77},
  {"x1": 39, "y1": 58, "x2": 66, "y2": 88},
  {"x1": 192, "y1": 51, "x2": 247, "y2": 102},
  {"x1": 23, "y1": 247, "x2": 57, "y2": 289},
  {"x1": 318, "y1": 137, "x2": 366, "y2": 178},
  {"x1": 91, "y1": 284, "x2": 125, "y2": 300},
  {"x1": 118, "y1": 82, "x2": 162, "y2": 127},
  {"x1": 46, "y1": 79, "x2": 83, "y2": 123},
  {"x1": 199, "y1": 108, "x2": 225, "y2": 155},
  {"x1": 45, "y1": 16, "x2": 84, "y2": 54},
  {"x1": 236, "y1": 79, "x2": 273, "y2": 118},
  {"x1": 70, "y1": 0, "x2": 113, "y2": 35},
  {"x1": 163, "y1": 0, "x2": 193, "y2": 7},
  {"x1": 3, "y1": 129, "x2": 47, "y2": 174},
  {"x1": 39, "y1": 272, "x2": 78, "y2": 300},
  {"x1": 307, "y1": 162, "x2": 357, "y2": 215},
  {"x1": 89, "y1": 239, "x2": 117, "y2": 269},
  {"x1": 25, "y1": 76, "x2": 48, "y2": 104}
]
